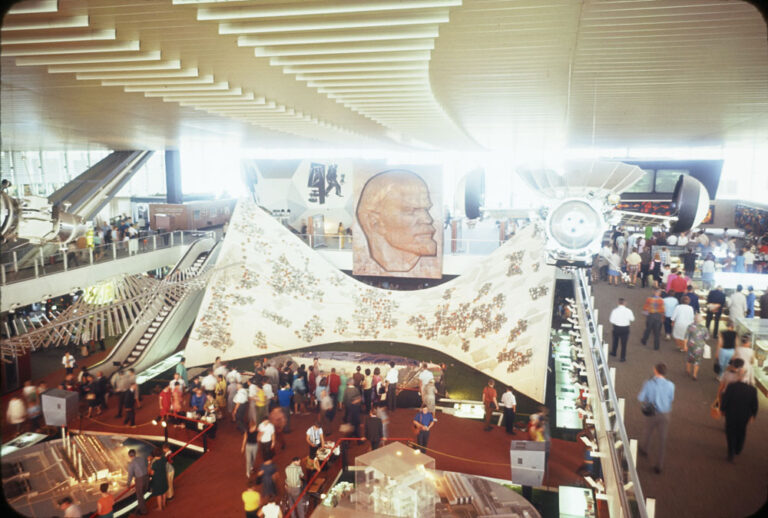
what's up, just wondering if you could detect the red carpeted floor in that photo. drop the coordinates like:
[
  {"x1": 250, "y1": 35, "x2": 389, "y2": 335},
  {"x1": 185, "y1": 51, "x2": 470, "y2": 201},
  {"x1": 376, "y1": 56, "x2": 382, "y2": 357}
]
[{"x1": 3, "y1": 367, "x2": 586, "y2": 517}]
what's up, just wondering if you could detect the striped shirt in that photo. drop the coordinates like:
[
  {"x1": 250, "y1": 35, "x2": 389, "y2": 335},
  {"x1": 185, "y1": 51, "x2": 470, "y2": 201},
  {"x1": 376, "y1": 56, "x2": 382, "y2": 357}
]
[{"x1": 285, "y1": 464, "x2": 303, "y2": 489}]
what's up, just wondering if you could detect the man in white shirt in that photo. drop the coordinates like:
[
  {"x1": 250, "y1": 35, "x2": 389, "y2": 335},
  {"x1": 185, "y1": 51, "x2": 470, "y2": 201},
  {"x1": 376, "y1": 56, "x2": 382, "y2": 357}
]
[
  {"x1": 259, "y1": 501, "x2": 282, "y2": 518},
  {"x1": 728, "y1": 285, "x2": 747, "y2": 320},
  {"x1": 62, "y1": 352, "x2": 76, "y2": 374},
  {"x1": 609, "y1": 298, "x2": 635, "y2": 362},
  {"x1": 385, "y1": 362, "x2": 399, "y2": 412},
  {"x1": 201, "y1": 370, "x2": 217, "y2": 392},
  {"x1": 233, "y1": 383, "x2": 249, "y2": 432},
  {"x1": 417, "y1": 363, "x2": 434, "y2": 402},
  {"x1": 226, "y1": 368, "x2": 242, "y2": 385},
  {"x1": 743, "y1": 248, "x2": 755, "y2": 272},
  {"x1": 213, "y1": 362, "x2": 228, "y2": 379},
  {"x1": 599, "y1": 243, "x2": 612, "y2": 282},
  {"x1": 501, "y1": 386, "x2": 517, "y2": 434},
  {"x1": 262, "y1": 381, "x2": 274, "y2": 402},
  {"x1": 265, "y1": 363, "x2": 280, "y2": 390},
  {"x1": 625, "y1": 248, "x2": 643, "y2": 286},
  {"x1": 169, "y1": 373, "x2": 186, "y2": 391},
  {"x1": 257, "y1": 417, "x2": 276, "y2": 459}
]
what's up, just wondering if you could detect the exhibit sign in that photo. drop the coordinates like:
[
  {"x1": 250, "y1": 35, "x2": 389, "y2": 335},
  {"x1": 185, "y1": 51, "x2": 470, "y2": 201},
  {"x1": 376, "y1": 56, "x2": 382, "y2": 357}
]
[{"x1": 353, "y1": 163, "x2": 443, "y2": 279}]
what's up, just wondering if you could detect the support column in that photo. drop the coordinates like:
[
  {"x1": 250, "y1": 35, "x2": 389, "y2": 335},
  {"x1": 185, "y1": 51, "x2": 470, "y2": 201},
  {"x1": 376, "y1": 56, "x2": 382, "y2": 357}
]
[{"x1": 164, "y1": 150, "x2": 183, "y2": 204}]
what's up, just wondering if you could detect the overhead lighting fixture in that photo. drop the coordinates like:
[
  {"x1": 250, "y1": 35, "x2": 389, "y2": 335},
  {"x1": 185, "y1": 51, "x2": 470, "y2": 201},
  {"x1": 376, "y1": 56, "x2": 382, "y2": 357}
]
[
  {"x1": 49, "y1": 60, "x2": 182, "y2": 74},
  {"x1": 2, "y1": 40, "x2": 140, "y2": 57},
  {"x1": 75, "y1": 67, "x2": 197, "y2": 80},
  {"x1": 217, "y1": 10, "x2": 450, "y2": 34},
  {"x1": 16, "y1": 51, "x2": 161, "y2": 66},
  {"x1": 271, "y1": 51, "x2": 430, "y2": 66},
  {"x1": 2, "y1": 29, "x2": 116, "y2": 45}
]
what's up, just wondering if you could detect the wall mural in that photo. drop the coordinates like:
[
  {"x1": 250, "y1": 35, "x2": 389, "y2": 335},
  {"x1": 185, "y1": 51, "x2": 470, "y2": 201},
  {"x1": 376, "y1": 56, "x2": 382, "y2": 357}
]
[
  {"x1": 239, "y1": 158, "x2": 356, "y2": 232},
  {"x1": 353, "y1": 164, "x2": 443, "y2": 279},
  {"x1": 185, "y1": 197, "x2": 555, "y2": 402}
]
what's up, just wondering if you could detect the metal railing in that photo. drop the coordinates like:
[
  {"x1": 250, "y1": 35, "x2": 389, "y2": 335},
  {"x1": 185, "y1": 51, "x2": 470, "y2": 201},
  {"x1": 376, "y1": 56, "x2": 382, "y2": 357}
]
[
  {"x1": 573, "y1": 268, "x2": 649, "y2": 518},
  {"x1": 0, "y1": 231, "x2": 212, "y2": 286}
]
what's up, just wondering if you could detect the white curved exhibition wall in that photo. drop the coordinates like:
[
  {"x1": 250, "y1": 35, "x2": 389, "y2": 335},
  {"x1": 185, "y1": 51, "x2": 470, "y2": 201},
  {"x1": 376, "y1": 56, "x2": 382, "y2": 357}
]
[{"x1": 185, "y1": 198, "x2": 555, "y2": 402}]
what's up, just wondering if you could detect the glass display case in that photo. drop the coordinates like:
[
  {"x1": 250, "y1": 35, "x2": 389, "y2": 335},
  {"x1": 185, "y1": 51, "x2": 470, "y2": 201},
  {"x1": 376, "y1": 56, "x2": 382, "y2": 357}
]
[
  {"x1": 355, "y1": 442, "x2": 437, "y2": 518},
  {"x1": 553, "y1": 329, "x2": 587, "y2": 430},
  {"x1": 734, "y1": 317, "x2": 768, "y2": 392}
]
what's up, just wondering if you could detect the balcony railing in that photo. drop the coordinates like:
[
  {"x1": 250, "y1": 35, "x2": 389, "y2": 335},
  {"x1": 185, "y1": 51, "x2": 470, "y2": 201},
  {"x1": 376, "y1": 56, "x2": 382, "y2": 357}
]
[{"x1": 0, "y1": 231, "x2": 212, "y2": 286}]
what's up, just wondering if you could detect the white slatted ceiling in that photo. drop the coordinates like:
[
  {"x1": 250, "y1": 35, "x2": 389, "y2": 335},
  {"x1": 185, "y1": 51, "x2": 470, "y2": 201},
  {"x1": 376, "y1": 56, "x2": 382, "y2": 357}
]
[{"x1": 1, "y1": 0, "x2": 766, "y2": 152}]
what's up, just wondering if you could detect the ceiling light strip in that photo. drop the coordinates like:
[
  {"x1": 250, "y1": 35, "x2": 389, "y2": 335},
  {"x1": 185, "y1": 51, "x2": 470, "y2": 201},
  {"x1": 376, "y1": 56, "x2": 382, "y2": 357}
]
[
  {"x1": 317, "y1": 86, "x2": 429, "y2": 93},
  {"x1": 49, "y1": 60, "x2": 182, "y2": 74},
  {"x1": 124, "y1": 81, "x2": 230, "y2": 93},
  {"x1": 197, "y1": 1, "x2": 460, "y2": 21},
  {"x1": 16, "y1": 50, "x2": 161, "y2": 66},
  {"x1": 147, "y1": 87, "x2": 243, "y2": 98},
  {"x1": 296, "y1": 71, "x2": 428, "y2": 81},
  {"x1": 283, "y1": 62, "x2": 428, "y2": 74},
  {"x1": 237, "y1": 26, "x2": 439, "y2": 46},
  {"x1": 271, "y1": 51, "x2": 431, "y2": 66},
  {"x1": 255, "y1": 39, "x2": 434, "y2": 57},
  {"x1": 1, "y1": 29, "x2": 117, "y2": 45},
  {"x1": 101, "y1": 74, "x2": 214, "y2": 86},
  {"x1": 217, "y1": 11, "x2": 450, "y2": 34},
  {"x1": 7, "y1": 0, "x2": 58, "y2": 15},
  {"x1": 76, "y1": 67, "x2": 197, "y2": 80},
  {"x1": 2, "y1": 40, "x2": 140, "y2": 57},
  {"x1": 1, "y1": 15, "x2": 89, "y2": 31},
  {"x1": 307, "y1": 79, "x2": 427, "y2": 88}
]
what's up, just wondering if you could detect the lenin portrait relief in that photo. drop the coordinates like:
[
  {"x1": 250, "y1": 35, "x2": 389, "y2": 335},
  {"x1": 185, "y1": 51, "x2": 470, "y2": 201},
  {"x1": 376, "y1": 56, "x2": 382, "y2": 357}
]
[{"x1": 354, "y1": 169, "x2": 442, "y2": 278}]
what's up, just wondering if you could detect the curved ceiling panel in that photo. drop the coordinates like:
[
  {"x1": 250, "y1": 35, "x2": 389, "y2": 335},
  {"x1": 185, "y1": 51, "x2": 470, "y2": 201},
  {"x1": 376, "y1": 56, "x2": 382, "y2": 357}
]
[
  {"x1": 186, "y1": 0, "x2": 479, "y2": 149},
  {"x1": 1, "y1": 0, "x2": 386, "y2": 149},
  {"x1": 431, "y1": 0, "x2": 768, "y2": 151}
]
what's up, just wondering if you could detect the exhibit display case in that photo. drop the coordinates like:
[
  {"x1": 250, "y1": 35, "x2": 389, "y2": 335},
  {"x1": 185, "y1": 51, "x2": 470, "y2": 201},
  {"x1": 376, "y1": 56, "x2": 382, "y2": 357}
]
[
  {"x1": 734, "y1": 317, "x2": 768, "y2": 392},
  {"x1": 552, "y1": 329, "x2": 587, "y2": 430},
  {"x1": 355, "y1": 442, "x2": 437, "y2": 518}
]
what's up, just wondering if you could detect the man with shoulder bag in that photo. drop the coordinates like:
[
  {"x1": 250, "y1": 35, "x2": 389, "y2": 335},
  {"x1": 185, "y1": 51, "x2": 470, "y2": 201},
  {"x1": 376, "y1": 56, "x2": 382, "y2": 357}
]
[{"x1": 637, "y1": 363, "x2": 675, "y2": 474}]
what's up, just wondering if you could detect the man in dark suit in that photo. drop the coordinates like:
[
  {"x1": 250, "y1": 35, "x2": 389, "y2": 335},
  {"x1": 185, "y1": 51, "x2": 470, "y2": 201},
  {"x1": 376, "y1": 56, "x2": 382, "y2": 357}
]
[
  {"x1": 123, "y1": 383, "x2": 138, "y2": 426},
  {"x1": 720, "y1": 380, "x2": 758, "y2": 462},
  {"x1": 364, "y1": 406, "x2": 384, "y2": 450},
  {"x1": 760, "y1": 290, "x2": 768, "y2": 319}
]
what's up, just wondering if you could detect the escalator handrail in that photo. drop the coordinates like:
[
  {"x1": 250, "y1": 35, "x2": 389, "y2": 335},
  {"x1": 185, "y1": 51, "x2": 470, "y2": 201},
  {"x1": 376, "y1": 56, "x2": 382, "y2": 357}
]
[
  {"x1": 119, "y1": 239, "x2": 221, "y2": 372},
  {"x1": 87, "y1": 238, "x2": 215, "y2": 375}
]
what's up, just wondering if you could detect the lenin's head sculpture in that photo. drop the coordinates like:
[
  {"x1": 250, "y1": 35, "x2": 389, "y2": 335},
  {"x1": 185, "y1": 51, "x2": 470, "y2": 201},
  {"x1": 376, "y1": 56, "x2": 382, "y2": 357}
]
[{"x1": 356, "y1": 170, "x2": 437, "y2": 272}]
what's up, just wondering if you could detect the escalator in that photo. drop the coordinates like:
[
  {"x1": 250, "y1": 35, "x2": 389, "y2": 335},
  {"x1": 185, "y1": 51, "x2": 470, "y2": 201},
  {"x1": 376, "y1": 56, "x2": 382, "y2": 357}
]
[{"x1": 89, "y1": 236, "x2": 220, "y2": 379}]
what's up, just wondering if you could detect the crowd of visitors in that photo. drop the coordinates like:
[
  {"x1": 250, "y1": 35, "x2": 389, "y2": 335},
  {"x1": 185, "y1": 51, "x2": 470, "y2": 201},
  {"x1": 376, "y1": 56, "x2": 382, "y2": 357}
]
[{"x1": 597, "y1": 225, "x2": 762, "y2": 471}]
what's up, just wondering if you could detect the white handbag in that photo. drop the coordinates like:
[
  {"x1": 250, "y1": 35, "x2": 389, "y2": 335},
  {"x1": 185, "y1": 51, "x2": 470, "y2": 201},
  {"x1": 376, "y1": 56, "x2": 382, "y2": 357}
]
[{"x1": 703, "y1": 344, "x2": 712, "y2": 359}]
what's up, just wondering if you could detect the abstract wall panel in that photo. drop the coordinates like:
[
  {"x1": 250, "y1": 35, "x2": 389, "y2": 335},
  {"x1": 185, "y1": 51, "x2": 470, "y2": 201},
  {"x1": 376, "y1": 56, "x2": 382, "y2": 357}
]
[
  {"x1": 353, "y1": 164, "x2": 443, "y2": 279},
  {"x1": 185, "y1": 197, "x2": 555, "y2": 402}
]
